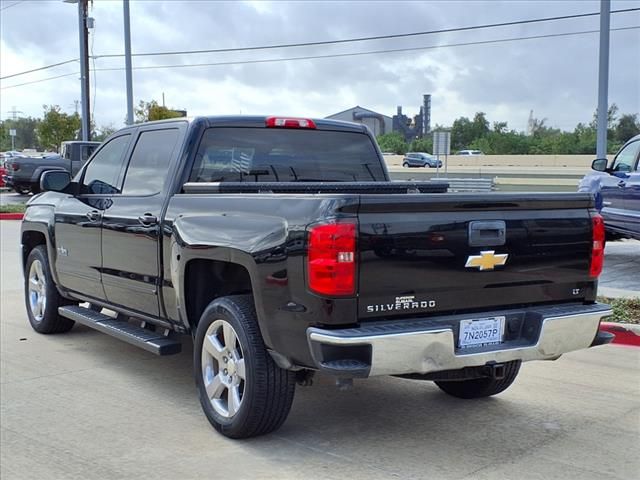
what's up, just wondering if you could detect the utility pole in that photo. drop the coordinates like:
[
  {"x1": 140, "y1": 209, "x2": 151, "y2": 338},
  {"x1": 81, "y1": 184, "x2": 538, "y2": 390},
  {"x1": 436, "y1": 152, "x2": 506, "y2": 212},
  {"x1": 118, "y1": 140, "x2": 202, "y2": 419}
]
[
  {"x1": 596, "y1": 0, "x2": 610, "y2": 159},
  {"x1": 8, "y1": 106, "x2": 23, "y2": 120},
  {"x1": 123, "y1": 0, "x2": 134, "y2": 125},
  {"x1": 70, "y1": 0, "x2": 91, "y2": 140}
]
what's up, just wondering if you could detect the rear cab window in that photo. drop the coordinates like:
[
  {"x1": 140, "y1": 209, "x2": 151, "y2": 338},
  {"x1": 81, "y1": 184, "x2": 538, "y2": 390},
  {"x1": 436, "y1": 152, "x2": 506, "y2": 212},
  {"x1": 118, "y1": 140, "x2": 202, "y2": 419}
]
[{"x1": 189, "y1": 128, "x2": 386, "y2": 183}]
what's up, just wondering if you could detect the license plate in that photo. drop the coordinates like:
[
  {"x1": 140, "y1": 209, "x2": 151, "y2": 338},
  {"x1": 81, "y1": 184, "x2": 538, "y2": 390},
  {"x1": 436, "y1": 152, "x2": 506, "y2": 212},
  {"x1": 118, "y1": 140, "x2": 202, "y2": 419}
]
[{"x1": 458, "y1": 316, "x2": 505, "y2": 349}]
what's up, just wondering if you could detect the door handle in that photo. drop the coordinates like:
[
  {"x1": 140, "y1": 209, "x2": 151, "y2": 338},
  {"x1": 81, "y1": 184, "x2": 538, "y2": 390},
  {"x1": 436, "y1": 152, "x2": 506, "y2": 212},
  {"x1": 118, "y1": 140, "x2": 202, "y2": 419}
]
[
  {"x1": 138, "y1": 214, "x2": 158, "y2": 226},
  {"x1": 86, "y1": 210, "x2": 101, "y2": 222},
  {"x1": 617, "y1": 180, "x2": 626, "y2": 188}
]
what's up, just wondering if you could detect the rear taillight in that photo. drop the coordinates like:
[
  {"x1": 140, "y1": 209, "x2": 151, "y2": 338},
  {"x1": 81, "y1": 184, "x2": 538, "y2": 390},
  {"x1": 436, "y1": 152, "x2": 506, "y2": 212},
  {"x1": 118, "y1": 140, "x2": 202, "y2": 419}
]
[
  {"x1": 11, "y1": 162, "x2": 20, "y2": 171},
  {"x1": 265, "y1": 117, "x2": 316, "y2": 129},
  {"x1": 590, "y1": 214, "x2": 605, "y2": 278},
  {"x1": 307, "y1": 221, "x2": 356, "y2": 296}
]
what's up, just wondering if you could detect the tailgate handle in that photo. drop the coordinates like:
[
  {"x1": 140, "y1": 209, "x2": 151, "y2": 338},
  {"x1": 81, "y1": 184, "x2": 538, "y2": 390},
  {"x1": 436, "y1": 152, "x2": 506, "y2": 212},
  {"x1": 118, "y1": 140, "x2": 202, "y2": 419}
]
[{"x1": 468, "y1": 221, "x2": 506, "y2": 247}]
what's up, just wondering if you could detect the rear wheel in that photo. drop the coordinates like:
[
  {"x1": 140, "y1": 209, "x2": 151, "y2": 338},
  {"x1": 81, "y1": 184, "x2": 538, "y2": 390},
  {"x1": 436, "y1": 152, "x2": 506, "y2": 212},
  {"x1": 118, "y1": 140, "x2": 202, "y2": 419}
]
[
  {"x1": 435, "y1": 361, "x2": 521, "y2": 399},
  {"x1": 194, "y1": 295, "x2": 296, "y2": 438},
  {"x1": 24, "y1": 245, "x2": 75, "y2": 333},
  {"x1": 14, "y1": 185, "x2": 30, "y2": 195}
]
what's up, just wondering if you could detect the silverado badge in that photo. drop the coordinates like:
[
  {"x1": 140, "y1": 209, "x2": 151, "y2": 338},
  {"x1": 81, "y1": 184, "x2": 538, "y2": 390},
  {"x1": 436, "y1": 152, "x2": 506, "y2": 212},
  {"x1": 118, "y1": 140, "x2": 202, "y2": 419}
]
[{"x1": 465, "y1": 251, "x2": 508, "y2": 271}]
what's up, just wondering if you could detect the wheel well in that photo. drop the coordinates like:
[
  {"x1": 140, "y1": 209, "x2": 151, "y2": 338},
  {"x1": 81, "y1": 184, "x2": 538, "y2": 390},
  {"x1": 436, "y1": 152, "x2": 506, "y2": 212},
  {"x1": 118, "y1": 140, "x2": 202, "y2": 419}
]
[
  {"x1": 184, "y1": 259, "x2": 253, "y2": 332},
  {"x1": 22, "y1": 231, "x2": 46, "y2": 266}
]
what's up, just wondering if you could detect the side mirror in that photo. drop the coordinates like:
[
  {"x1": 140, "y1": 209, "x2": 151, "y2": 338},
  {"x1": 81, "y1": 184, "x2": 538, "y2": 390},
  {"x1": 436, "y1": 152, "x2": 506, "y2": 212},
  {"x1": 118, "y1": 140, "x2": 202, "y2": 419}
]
[
  {"x1": 40, "y1": 170, "x2": 71, "y2": 192},
  {"x1": 591, "y1": 158, "x2": 608, "y2": 172}
]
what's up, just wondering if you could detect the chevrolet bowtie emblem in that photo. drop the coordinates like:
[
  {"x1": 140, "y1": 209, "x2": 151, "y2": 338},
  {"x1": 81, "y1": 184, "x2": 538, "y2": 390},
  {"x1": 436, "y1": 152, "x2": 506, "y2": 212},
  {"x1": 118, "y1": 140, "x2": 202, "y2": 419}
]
[{"x1": 465, "y1": 251, "x2": 508, "y2": 271}]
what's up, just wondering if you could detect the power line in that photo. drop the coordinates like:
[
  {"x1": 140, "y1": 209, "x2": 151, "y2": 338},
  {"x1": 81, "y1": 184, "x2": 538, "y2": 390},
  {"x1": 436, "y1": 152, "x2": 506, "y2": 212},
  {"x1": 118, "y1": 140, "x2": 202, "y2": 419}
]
[
  {"x1": 92, "y1": 25, "x2": 639, "y2": 73},
  {"x1": 93, "y1": 7, "x2": 640, "y2": 59},
  {"x1": 0, "y1": 59, "x2": 77, "y2": 81},
  {"x1": 2, "y1": 24, "x2": 638, "y2": 90},
  {"x1": 0, "y1": 72, "x2": 78, "y2": 90},
  {"x1": 2, "y1": 7, "x2": 639, "y2": 81},
  {"x1": 0, "y1": 0, "x2": 26, "y2": 11}
]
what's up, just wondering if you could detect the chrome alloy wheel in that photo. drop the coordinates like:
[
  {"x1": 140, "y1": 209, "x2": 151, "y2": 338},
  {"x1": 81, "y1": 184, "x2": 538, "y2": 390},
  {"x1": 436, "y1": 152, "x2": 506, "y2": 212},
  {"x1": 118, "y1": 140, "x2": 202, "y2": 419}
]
[
  {"x1": 201, "y1": 319, "x2": 246, "y2": 418},
  {"x1": 28, "y1": 259, "x2": 47, "y2": 322}
]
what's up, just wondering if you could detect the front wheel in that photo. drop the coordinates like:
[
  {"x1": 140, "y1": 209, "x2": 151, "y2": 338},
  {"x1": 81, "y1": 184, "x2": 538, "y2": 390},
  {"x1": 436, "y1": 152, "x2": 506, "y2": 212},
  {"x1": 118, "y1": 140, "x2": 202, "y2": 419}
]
[
  {"x1": 194, "y1": 295, "x2": 296, "y2": 438},
  {"x1": 435, "y1": 360, "x2": 521, "y2": 399},
  {"x1": 24, "y1": 245, "x2": 75, "y2": 333},
  {"x1": 403, "y1": 162, "x2": 409, "y2": 168}
]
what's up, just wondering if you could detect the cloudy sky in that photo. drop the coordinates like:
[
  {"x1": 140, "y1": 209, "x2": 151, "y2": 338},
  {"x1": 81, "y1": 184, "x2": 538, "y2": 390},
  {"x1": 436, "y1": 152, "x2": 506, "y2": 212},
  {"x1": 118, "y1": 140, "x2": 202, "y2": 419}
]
[{"x1": 1, "y1": 0, "x2": 639, "y2": 133}]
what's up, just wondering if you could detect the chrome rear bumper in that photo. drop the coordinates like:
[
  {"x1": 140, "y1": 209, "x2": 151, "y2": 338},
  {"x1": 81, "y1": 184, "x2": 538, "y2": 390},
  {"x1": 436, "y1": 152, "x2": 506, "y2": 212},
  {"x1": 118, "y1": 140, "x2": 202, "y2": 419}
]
[{"x1": 307, "y1": 303, "x2": 612, "y2": 377}]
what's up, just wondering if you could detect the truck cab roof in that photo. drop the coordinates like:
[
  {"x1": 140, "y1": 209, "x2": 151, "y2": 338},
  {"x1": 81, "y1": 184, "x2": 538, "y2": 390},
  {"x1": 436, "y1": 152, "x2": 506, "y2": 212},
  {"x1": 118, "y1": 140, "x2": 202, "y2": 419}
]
[{"x1": 134, "y1": 115, "x2": 370, "y2": 134}]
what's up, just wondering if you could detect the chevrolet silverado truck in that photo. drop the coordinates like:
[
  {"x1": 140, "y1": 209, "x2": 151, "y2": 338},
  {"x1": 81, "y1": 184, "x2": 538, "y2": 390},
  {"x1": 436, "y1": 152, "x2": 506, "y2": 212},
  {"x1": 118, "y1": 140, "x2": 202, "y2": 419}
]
[
  {"x1": 4, "y1": 141, "x2": 99, "y2": 194},
  {"x1": 21, "y1": 116, "x2": 613, "y2": 439}
]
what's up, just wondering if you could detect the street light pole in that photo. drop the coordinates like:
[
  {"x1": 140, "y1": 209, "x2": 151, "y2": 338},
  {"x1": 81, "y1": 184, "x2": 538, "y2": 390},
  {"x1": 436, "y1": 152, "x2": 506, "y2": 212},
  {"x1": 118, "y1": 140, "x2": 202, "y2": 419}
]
[
  {"x1": 76, "y1": 0, "x2": 91, "y2": 140},
  {"x1": 596, "y1": 0, "x2": 610, "y2": 159},
  {"x1": 123, "y1": 0, "x2": 134, "y2": 125}
]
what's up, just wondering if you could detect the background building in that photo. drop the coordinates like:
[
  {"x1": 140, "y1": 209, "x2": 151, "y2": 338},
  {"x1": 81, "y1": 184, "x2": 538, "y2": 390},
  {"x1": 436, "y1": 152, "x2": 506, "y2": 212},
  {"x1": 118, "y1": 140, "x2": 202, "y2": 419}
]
[
  {"x1": 325, "y1": 106, "x2": 392, "y2": 136},
  {"x1": 326, "y1": 94, "x2": 431, "y2": 140}
]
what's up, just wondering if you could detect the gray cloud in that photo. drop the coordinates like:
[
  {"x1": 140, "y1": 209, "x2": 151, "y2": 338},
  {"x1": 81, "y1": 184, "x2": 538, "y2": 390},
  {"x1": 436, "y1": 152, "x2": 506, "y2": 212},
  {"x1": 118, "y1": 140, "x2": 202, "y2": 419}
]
[{"x1": 1, "y1": 0, "x2": 638, "y2": 134}]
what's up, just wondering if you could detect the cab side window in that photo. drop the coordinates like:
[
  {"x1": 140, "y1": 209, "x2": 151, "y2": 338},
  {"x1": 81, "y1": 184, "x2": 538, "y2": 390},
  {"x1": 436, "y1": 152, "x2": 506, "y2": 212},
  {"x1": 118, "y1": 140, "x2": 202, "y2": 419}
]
[
  {"x1": 612, "y1": 140, "x2": 640, "y2": 173},
  {"x1": 81, "y1": 135, "x2": 131, "y2": 194},
  {"x1": 121, "y1": 129, "x2": 180, "y2": 196}
]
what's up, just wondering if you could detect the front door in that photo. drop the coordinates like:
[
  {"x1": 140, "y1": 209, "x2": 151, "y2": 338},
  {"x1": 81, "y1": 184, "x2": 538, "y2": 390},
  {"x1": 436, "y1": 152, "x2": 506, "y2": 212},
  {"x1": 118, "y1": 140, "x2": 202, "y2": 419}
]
[
  {"x1": 54, "y1": 134, "x2": 133, "y2": 300},
  {"x1": 101, "y1": 125, "x2": 183, "y2": 316},
  {"x1": 601, "y1": 139, "x2": 640, "y2": 232},
  {"x1": 621, "y1": 143, "x2": 640, "y2": 236}
]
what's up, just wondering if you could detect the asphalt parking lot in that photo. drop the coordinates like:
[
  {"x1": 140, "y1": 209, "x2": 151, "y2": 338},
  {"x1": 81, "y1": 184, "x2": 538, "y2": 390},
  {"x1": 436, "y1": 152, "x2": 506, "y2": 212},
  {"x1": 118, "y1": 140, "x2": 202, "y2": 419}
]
[{"x1": 1, "y1": 220, "x2": 638, "y2": 480}]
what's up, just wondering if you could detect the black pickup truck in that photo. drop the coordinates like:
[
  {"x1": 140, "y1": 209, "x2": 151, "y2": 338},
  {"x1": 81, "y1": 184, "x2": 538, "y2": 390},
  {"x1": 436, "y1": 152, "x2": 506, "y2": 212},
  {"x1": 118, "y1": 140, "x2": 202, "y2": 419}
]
[
  {"x1": 21, "y1": 116, "x2": 613, "y2": 439},
  {"x1": 4, "y1": 141, "x2": 100, "y2": 194}
]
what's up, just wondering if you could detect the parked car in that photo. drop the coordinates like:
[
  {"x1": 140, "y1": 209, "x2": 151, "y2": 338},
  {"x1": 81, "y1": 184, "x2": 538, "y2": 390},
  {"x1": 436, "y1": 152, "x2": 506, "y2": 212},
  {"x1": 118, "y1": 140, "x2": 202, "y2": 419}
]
[
  {"x1": 578, "y1": 134, "x2": 640, "y2": 240},
  {"x1": 22, "y1": 115, "x2": 612, "y2": 439},
  {"x1": 402, "y1": 152, "x2": 442, "y2": 168},
  {"x1": 3, "y1": 141, "x2": 99, "y2": 194},
  {"x1": 1, "y1": 151, "x2": 23, "y2": 168},
  {"x1": 455, "y1": 150, "x2": 484, "y2": 156}
]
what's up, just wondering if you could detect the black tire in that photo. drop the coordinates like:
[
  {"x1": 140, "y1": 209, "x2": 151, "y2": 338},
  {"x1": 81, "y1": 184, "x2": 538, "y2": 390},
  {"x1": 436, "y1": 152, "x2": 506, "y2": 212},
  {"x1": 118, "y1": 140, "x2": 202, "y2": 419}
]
[
  {"x1": 605, "y1": 231, "x2": 623, "y2": 242},
  {"x1": 30, "y1": 183, "x2": 41, "y2": 194},
  {"x1": 24, "y1": 245, "x2": 75, "y2": 334},
  {"x1": 194, "y1": 295, "x2": 296, "y2": 439},
  {"x1": 403, "y1": 162, "x2": 409, "y2": 168},
  {"x1": 435, "y1": 360, "x2": 521, "y2": 399},
  {"x1": 15, "y1": 186, "x2": 30, "y2": 195}
]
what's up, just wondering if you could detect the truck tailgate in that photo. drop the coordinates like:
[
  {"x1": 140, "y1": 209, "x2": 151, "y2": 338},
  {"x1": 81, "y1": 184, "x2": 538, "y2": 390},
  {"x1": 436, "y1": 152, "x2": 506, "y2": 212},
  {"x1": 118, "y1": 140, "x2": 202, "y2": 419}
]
[{"x1": 357, "y1": 193, "x2": 597, "y2": 319}]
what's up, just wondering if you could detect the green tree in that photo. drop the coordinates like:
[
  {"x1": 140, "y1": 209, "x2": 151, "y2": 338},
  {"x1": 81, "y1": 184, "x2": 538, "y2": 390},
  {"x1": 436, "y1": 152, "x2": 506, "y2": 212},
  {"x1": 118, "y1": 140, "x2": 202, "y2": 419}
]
[
  {"x1": 615, "y1": 114, "x2": 640, "y2": 143},
  {"x1": 135, "y1": 100, "x2": 184, "y2": 123},
  {"x1": 0, "y1": 117, "x2": 42, "y2": 151},
  {"x1": 451, "y1": 116, "x2": 473, "y2": 150},
  {"x1": 409, "y1": 137, "x2": 433, "y2": 154},
  {"x1": 36, "y1": 105, "x2": 80, "y2": 152},
  {"x1": 451, "y1": 112, "x2": 490, "y2": 151},
  {"x1": 93, "y1": 124, "x2": 117, "y2": 142},
  {"x1": 376, "y1": 132, "x2": 408, "y2": 154},
  {"x1": 471, "y1": 112, "x2": 490, "y2": 139}
]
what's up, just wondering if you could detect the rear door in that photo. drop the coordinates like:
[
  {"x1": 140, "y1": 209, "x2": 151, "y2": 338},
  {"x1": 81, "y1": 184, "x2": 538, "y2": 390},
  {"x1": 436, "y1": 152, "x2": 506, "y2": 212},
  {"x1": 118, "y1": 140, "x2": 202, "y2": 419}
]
[
  {"x1": 357, "y1": 194, "x2": 595, "y2": 319},
  {"x1": 100, "y1": 124, "x2": 184, "y2": 316}
]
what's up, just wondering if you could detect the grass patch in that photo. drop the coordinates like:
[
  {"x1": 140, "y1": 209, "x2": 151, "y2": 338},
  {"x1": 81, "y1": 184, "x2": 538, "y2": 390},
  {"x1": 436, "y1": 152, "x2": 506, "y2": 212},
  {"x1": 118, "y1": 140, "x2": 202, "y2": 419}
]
[
  {"x1": 598, "y1": 296, "x2": 640, "y2": 324},
  {"x1": 0, "y1": 203, "x2": 26, "y2": 214}
]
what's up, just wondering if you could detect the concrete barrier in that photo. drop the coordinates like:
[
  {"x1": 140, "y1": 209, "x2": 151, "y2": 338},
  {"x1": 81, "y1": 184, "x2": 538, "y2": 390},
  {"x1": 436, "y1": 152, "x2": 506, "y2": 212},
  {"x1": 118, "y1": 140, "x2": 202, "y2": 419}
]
[{"x1": 385, "y1": 154, "x2": 614, "y2": 169}]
